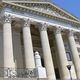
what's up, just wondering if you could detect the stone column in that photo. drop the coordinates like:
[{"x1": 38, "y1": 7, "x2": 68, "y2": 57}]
[
  {"x1": 68, "y1": 30, "x2": 80, "y2": 79},
  {"x1": 23, "y1": 19, "x2": 35, "y2": 68},
  {"x1": 3, "y1": 14, "x2": 15, "y2": 68},
  {"x1": 39, "y1": 23, "x2": 56, "y2": 80},
  {"x1": 54, "y1": 28, "x2": 70, "y2": 80}
]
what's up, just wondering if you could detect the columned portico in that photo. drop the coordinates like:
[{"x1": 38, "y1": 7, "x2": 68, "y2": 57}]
[
  {"x1": 54, "y1": 28, "x2": 70, "y2": 80},
  {"x1": 39, "y1": 23, "x2": 56, "y2": 80},
  {"x1": 23, "y1": 19, "x2": 35, "y2": 68},
  {"x1": 3, "y1": 14, "x2": 15, "y2": 68},
  {"x1": 0, "y1": 0, "x2": 80, "y2": 80},
  {"x1": 68, "y1": 30, "x2": 80, "y2": 79}
]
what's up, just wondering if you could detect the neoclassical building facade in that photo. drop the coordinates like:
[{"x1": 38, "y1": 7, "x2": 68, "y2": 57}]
[{"x1": 0, "y1": 0, "x2": 80, "y2": 80}]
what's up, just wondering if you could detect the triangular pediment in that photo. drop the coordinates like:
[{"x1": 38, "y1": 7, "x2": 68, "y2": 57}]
[
  {"x1": 13, "y1": 2, "x2": 80, "y2": 22},
  {"x1": 1, "y1": 1, "x2": 80, "y2": 23}
]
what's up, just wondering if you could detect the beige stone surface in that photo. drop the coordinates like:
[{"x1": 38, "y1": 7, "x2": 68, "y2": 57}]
[
  {"x1": 23, "y1": 22, "x2": 35, "y2": 68},
  {"x1": 68, "y1": 32, "x2": 80, "y2": 79},
  {"x1": 3, "y1": 22, "x2": 15, "y2": 68},
  {"x1": 54, "y1": 29, "x2": 70, "y2": 80},
  {"x1": 40, "y1": 26, "x2": 56, "y2": 80}
]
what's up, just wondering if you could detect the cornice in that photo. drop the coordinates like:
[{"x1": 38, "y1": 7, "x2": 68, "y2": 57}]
[
  {"x1": 49, "y1": 2, "x2": 80, "y2": 22},
  {"x1": 5, "y1": 1, "x2": 79, "y2": 22},
  {"x1": 2, "y1": 0, "x2": 80, "y2": 22},
  {"x1": 1, "y1": 1, "x2": 80, "y2": 27}
]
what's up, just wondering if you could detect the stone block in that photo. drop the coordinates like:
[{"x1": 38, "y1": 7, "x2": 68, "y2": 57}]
[{"x1": 36, "y1": 67, "x2": 47, "y2": 78}]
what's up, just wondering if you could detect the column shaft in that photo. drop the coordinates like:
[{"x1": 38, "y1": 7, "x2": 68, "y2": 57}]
[
  {"x1": 23, "y1": 19, "x2": 35, "y2": 68},
  {"x1": 39, "y1": 24, "x2": 56, "y2": 80},
  {"x1": 68, "y1": 31, "x2": 80, "y2": 79},
  {"x1": 3, "y1": 15, "x2": 14, "y2": 68},
  {"x1": 54, "y1": 28, "x2": 70, "y2": 80}
]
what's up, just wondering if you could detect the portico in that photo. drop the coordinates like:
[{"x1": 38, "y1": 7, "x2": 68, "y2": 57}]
[{"x1": 0, "y1": 0, "x2": 80, "y2": 80}]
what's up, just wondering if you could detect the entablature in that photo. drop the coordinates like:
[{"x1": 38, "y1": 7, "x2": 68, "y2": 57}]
[
  {"x1": 0, "y1": 11, "x2": 80, "y2": 33},
  {"x1": 2, "y1": 0, "x2": 80, "y2": 22},
  {"x1": 0, "y1": 1, "x2": 80, "y2": 33},
  {"x1": 0, "y1": 1, "x2": 80, "y2": 27}
]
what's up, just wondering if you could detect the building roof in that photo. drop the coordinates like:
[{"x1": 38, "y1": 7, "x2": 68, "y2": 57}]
[{"x1": 0, "y1": 0, "x2": 80, "y2": 25}]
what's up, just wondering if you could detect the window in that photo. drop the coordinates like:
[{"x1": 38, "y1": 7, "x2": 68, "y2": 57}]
[{"x1": 66, "y1": 52, "x2": 72, "y2": 61}]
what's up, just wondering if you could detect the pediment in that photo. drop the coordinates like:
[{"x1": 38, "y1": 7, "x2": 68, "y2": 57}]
[
  {"x1": 13, "y1": 2, "x2": 80, "y2": 22},
  {"x1": 1, "y1": 1, "x2": 80, "y2": 23}
]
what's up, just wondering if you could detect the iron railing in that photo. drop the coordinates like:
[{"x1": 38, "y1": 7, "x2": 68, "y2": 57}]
[{"x1": 0, "y1": 67, "x2": 37, "y2": 78}]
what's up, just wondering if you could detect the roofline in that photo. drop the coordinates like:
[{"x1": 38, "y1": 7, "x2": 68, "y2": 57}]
[
  {"x1": 2, "y1": 0, "x2": 80, "y2": 22},
  {"x1": 50, "y1": 2, "x2": 80, "y2": 22},
  {"x1": 1, "y1": 1, "x2": 80, "y2": 25},
  {"x1": 2, "y1": 1, "x2": 80, "y2": 21}
]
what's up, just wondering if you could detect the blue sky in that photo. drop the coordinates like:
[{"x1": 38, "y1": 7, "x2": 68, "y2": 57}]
[{"x1": 51, "y1": 0, "x2": 80, "y2": 18}]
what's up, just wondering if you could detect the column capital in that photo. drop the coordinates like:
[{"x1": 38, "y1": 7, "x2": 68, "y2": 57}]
[
  {"x1": 3, "y1": 14, "x2": 12, "y2": 23},
  {"x1": 39, "y1": 23, "x2": 48, "y2": 31},
  {"x1": 23, "y1": 19, "x2": 31, "y2": 27},
  {"x1": 54, "y1": 27, "x2": 63, "y2": 34},
  {"x1": 68, "y1": 30, "x2": 75, "y2": 36}
]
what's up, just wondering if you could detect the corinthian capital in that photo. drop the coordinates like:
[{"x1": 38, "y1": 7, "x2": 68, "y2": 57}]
[
  {"x1": 23, "y1": 19, "x2": 31, "y2": 27},
  {"x1": 68, "y1": 30, "x2": 75, "y2": 36},
  {"x1": 3, "y1": 14, "x2": 12, "y2": 23},
  {"x1": 39, "y1": 23, "x2": 47, "y2": 31},
  {"x1": 54, "y1": 27, "x2": 63, "y2": 34}
]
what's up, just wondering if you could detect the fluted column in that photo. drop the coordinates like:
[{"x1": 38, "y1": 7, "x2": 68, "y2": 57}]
[
  {"x1": 3, "y1": 14, "x2": 14, "y2": 68},
  {"x1": 39, "y1": 23, "x2": 56, "y2": 80},
  {"x1": 68, "y1": 30, "x2": 80, "y2": 79},
  {"x1": 23, "y1": 19, "x2": 35, "y2": 68},
  {"x1": 54, "y1": 28, "x2": 70, "y2": 80}
]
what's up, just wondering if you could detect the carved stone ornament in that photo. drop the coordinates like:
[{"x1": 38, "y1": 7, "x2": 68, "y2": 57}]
[
  {"x1": 68, "y1": 30, "x2": 75, "y2": 36},
  {"x1": 39, "y1": 23, "x2": 47, "y2": 31},
  {"x1": 24, "y1": 19, "x2": 31, "y2": 27},
  {"x1": 22, "y1": 5, "x2": 66, "y2": 19},
  {"x1": 21, "y1": 4, "x2": 71, "y2": 20},
  {"x1": 3, "y1": 14, "x2": 12, "y2": 23},
  {"x1": 3, "y1": 68, "x2": 37, "y2": 78},
  {"x1": 55, "y1": 27, "x2": 62, "y2": 34}
]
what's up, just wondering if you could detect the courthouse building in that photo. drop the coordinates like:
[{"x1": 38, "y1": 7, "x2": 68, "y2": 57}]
[{"x1": 0, "y1": 0, "x2": 80, "y2": 80}]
